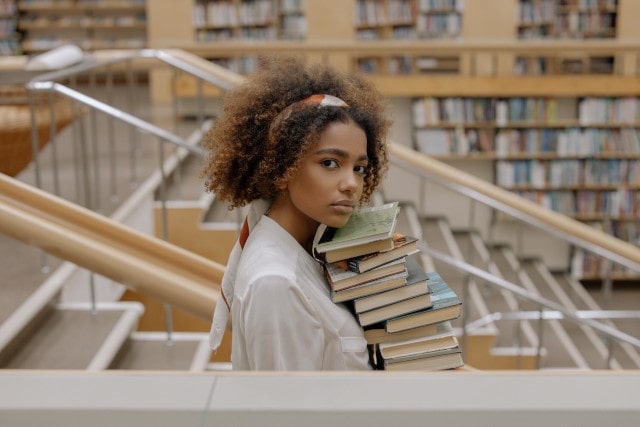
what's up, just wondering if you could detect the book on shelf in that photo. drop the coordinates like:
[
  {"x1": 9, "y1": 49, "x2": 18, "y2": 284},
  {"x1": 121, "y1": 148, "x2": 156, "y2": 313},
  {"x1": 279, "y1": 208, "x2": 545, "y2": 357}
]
[
  {"x1": 337, "y1": 233, "x2": 419, "y2": 274},
  {"x1": 353, "y1": 255, "x2": 429, "y2": 313},
  {"x1": 384, "y1": 272, "x2": 462, "y2": 333},
  {"x1": 383, "y1": 346, "x2": 464, "y2": 372},
  {"x1": 314, "y1": 201, "x2": 400, "y2": 262},
  {"x1": 357, "y1": 291, "x2": 432, "y2": 327},
  {"x1": 331, "y1": 271, "x2": 408, "y2": 303},
  {"x1": 378, "y1": 320, "x2": 458, "y2": 360},
  {"x1": 324, "y1": 257, "x2": 407, "y2": 292},
  {"x1": 363, "y1": 322, "x2": 438, "y2": 345}
]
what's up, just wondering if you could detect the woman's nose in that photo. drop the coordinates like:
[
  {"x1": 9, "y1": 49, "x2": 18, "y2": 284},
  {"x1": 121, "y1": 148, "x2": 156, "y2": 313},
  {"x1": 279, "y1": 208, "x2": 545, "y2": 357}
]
[{"x1": 340, "y1": 170, "x2": 359, "y2": 193}]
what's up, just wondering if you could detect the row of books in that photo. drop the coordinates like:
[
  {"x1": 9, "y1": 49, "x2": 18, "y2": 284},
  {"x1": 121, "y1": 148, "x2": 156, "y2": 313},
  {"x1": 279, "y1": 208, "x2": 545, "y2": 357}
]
[
  {"x1": 356, "y1": 55, "x2": 459, "y2": 75},
  {"x1": 193, "y1": 0, "x2": 275, "y2": 28},
  {"x1": 315, "y1": 201, "x2": 463, "y2": 371},
  {"x1": 495, "y1": 159, "x2": 640, "y2": 189},
  {"x1": 515, "y1": 189, "x2": 640, "y2": 218},
  {"x1": 355, "y1": 0, "x2": 464, "y2": 26},
  {"x1": 494, "y1": 128, "x2": 640, "y2": 158},
  {"x1": 412, "y1": 96, "x2": 640, "y2": 127},
  {"x1": 572, "y1": 247, "x2": 638, "y2": 279}
]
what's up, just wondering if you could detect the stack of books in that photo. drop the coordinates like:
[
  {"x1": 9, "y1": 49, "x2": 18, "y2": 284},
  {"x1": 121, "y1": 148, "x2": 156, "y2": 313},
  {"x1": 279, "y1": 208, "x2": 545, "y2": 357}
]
[{"x1": 315, "y1": 201, "x2": 464, "y2": 371}]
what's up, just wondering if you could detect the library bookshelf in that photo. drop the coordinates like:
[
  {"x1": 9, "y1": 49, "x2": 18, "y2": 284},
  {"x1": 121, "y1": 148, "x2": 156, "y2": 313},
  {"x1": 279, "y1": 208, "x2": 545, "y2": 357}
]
[
  {"x1": 143, "y1": 0, "x2": 640, "y2": 280},
  {"x1": 14, "y1": 0, "x2": 147, "y2": 54},
  {"x1": 5, "y1": 0, "x2": 640, "y2": 279},
  {"x1": 0, "y1": 0, "x2": 19, "y2": 54},
  {"x1": 516, "y1": 0, "x2": 619, "y2": 40},
  {"x1": 410, "y1": 91, "x2": 640, "y2": 280}
]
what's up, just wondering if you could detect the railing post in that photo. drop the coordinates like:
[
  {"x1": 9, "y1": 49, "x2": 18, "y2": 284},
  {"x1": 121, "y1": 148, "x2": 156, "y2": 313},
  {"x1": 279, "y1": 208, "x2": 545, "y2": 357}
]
[
  {"x1": 461, "y1": 274, "x2": 471, "y2": 363},
  {"x1": 158, "y1": 137, "x2": 173, "y2": 345},
  {"x1": 601, "y1": 258, "x2": 614, "y2": 306},
  {"x1": 605, "y1": 336, "x2": 614, "y2": 369},
  {"x1": 76, "y1": 102, "x2": 92, "y2": 210},
  {"x1": 89, "y1": 272, "x2": 97, "y2": 315},
  {"x1": 536, "y1": 306, "x2": 545, "y2": 369},
  {"x1": 197, "y1": 78, "x2": 205, "y2": 130},
  {"x1": 47, "y1": 91, "x2": 61, "y2": 196},
  {"x1": 126, "y1": 58, "x2": 138, "y2": 189},
  {"x1": 89, "y1": 70, "x2": 102, "y2": 213},
  {"x1": 514, "y1": 310, "x2": 523, "y2": 369},
  {"x1": 105, "y1": 64, "x2": 118, "y2": 204}
]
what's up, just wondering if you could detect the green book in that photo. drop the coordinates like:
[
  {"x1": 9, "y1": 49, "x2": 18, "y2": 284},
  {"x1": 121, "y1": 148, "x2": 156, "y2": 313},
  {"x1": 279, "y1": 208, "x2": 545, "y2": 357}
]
[
  {"x1": 384, "y1": 272, "x2": 462, "y2": 333},
  {"x1": 314, "y1": 202, "x2": 400, "y2": 262}
]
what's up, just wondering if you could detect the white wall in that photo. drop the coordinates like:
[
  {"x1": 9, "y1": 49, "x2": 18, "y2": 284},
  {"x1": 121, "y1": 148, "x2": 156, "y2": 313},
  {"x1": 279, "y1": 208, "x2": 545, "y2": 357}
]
[{"x1": 1, "y1": 371, "x2": 639, "y2": 427}]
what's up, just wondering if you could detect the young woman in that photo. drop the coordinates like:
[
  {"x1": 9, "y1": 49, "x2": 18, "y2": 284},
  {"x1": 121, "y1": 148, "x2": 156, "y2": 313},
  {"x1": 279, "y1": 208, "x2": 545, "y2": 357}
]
[{"x1": 203, "y1": 57, "x2": 391, "y2": 370}]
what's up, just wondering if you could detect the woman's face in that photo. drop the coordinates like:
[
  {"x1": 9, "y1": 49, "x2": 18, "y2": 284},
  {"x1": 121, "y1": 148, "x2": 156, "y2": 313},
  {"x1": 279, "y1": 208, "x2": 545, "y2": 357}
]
[{"x1": 275, "y1": 119, "x2": 369, "y2": 241}]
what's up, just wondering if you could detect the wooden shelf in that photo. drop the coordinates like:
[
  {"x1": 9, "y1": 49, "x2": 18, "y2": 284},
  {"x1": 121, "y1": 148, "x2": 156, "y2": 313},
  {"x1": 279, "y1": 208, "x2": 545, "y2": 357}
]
[
  {"x1": 0, "y1": 0, "x2": 19, "y2": 54},
  {"x1": 143, "y1": 0, "x2": 640, "y2": 281},
  {"x1": 16, "y1": 0, "x2": 147, "y2": 53}
]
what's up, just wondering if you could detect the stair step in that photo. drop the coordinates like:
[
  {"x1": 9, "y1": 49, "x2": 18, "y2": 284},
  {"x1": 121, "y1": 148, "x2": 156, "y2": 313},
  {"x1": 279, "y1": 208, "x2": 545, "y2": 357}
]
[
  {"x1": 484, "y1": 346, "x2": 545, "y2": 370},
  {"x1": 488, "y1": 245, "x2": 590, "y2": 369},
  {"x1": 523, "y1": 260, "x2": 617, "y2": 369},
  {"x1": 0, "y1": 234, "x2": 63, "y2": 325},
  {"x1": 571, "y1": 276, "x2": 640, "y2": 369},
  {"x1": 109, "y1": 332, "x2": 211, "y2": 371},
  {"x1": 365, "y1": 198, "x2": 640, "y2": 371},
  {"x1": 455, "y1": 231, "x2": 539, "y2": 350},
  {"x1": 0, "y1": 302, "x2": 143, "y2": 370}
]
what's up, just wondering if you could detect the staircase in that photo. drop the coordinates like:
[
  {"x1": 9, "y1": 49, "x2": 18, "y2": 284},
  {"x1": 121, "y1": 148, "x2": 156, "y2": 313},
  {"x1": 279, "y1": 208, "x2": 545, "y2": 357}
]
[
  {"x1": 391, "y1": 199, "x2": 640, "y2": 370},
  {"x1": 2, "y1": 51, "x2": 639, "y2": 373},
  {"x1": 3, "y1": 160, "x2": 640, "y2": 372}
]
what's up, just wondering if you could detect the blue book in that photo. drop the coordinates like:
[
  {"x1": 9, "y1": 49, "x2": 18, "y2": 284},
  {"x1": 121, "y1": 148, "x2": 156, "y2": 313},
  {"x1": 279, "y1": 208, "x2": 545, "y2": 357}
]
[{"x1": 384, "y1": 272, "x2": 461, "y2": 333}]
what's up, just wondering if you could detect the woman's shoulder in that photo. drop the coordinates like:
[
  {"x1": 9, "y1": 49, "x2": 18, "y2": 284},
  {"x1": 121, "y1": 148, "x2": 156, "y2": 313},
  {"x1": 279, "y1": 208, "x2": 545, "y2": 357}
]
[
  {"x1": 235, "y1": 246, "x2": 300, "y2": 300},
  {"x1": 237, "y1": 219, "x2": 300, "y2": 277}
]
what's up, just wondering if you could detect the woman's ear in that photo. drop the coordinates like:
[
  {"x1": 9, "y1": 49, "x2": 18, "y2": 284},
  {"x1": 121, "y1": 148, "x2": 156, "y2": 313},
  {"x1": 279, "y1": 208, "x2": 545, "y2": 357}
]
[{"x1": 275, "y1": 177, "x2": 287, "y2": 191}]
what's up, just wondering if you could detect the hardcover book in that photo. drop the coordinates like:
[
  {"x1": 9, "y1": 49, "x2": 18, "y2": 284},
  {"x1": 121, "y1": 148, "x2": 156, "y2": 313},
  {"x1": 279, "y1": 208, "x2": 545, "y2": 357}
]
[
  {"x1": 384, "y1": 272, "x2": 462, "y2": 333},
  {"x1": 383, "y1": 346, "x2": 464, "y2": 371},
  {"x1": 378, "y1": 321, "x2": 458, "y2": 360},
  {"x1": 363, "y1": 322, "x2": 438, "y2": 345},
  {"x1": 357, "y1": 292, "x2": 432, "y2": 327},
  {"x1": 342, "y1": 234, "x2": 419, "y2": 273},
  {"x1": 314, "y1": 202, "x2": 400, "y2": 262},
  {"x1": 324, "y1": 256, "x2": 406, "y2": 292},
  {"x1": 353, "y1": 255, "x2": 429, "y2": 313},
  {"x1": 331, "y1": 271, "x2": 408, "y2": 303}
]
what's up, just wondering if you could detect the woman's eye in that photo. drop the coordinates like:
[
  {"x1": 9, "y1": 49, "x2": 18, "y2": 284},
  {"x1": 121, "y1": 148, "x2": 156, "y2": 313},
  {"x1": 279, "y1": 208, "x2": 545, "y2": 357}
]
[
  {"x1": 355, "y1": 165, "x2": 368, "y2": 175},
  {"x1": 321, "y1": 159, "x2": 338, "y2": 168}
]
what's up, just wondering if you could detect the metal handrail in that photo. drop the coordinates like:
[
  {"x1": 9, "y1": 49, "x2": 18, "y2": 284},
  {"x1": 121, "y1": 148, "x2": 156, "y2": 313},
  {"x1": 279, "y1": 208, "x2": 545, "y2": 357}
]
[
  {"x1": 419, "y1": 243, "x2": 640, "y2": 350},
  {"x1": 389, "y1": 144, "x2": 640, "y2": 365},
  {"x1": 29, "y1": 81, "x2": 203, "y2": 156},
  {"x1": 16, "y1": 48, "x2": 639, "y2": 367},
  {"x1": 466, "y1": 310, "x2": 640, "y2": 332},
  {"x1": 389, "y1": 143, "x2": 640, "y2": 275},
  {"x1": 19, "y1": 49, "x2": 239, "y2": 342},
  {"x1": 27, "y1": 49, "x2": 238, "y2": 91}
]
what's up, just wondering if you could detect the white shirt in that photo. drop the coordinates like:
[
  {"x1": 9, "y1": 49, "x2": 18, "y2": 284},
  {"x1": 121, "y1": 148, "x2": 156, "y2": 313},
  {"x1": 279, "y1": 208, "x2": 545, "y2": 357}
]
[{"x1": 231, "y1": 215, "x2": 372, "y2": 371}]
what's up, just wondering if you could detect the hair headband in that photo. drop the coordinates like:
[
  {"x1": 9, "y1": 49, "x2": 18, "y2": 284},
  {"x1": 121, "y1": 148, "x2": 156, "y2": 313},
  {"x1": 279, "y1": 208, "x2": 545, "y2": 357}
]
[
  {"x1": 299, "y1": 94, "x2": 349, "y2": 108},
  {"x1": 270, "y1": 94, "x2": 349, "y2": 132}
]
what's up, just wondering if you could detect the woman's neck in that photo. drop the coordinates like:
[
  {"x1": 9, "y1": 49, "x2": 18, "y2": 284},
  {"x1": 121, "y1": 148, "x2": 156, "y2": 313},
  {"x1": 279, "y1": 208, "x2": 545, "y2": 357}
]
[{"x1": 266, "y1": 198, "x2": 319, "y2": 253}]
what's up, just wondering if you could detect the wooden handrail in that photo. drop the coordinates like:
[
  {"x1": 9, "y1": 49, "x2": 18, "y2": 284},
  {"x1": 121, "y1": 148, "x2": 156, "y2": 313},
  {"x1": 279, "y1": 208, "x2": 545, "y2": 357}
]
[
  {"x1": 389, "y1": 142, "x2": 640, "y2": 271},
  {"x1": 0, "y1": 173, "x2": 224, "y2": 321}
]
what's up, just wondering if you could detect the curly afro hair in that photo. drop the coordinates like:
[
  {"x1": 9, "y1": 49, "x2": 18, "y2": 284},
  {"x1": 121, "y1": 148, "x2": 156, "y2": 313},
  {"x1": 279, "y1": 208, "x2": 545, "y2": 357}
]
[{"x1": 201, "y1": 56, "x2": 391, "y2": 208}]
